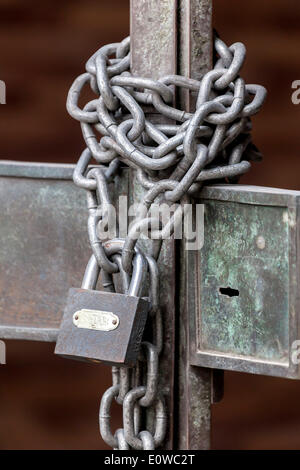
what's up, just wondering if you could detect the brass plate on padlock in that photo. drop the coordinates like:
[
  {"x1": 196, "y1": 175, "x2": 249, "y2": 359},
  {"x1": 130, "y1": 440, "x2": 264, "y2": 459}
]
[
  {"x1": 73, "y1": 309, "x2": 119, "y2": 332},
  {"x1": 190, "y1": 185, "x2": 300, "y2": 379}
]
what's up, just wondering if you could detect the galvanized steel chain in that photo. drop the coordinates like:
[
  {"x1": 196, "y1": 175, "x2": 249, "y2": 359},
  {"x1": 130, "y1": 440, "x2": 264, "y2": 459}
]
[{"x1": 67, "y1": 33, "x2": 266, "y2": 449}]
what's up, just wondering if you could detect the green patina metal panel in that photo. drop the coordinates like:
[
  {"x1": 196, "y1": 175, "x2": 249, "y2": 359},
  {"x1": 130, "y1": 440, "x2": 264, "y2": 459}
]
[{"x1": 199, "y1": 200, "x2": 290, "y2": 363}]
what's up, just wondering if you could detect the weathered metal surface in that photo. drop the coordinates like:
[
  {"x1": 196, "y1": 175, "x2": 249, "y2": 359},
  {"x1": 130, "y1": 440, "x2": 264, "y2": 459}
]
[
  {"x1": 55, "y1": 288, "x2": 149, "y2": 366},
  {"x1": 178, "y1": 245, "x2": 212, "y2": 449},
  {"x1": 202, "y1": 203, "x2": 288, "y2": 361},
  {"x1": 2, "y1": 164, "x2": 298, "y2": 381},
  {"x1": 0, "y1": 161, "x2": 129, "y2": 342},
  {"x1": 191, "y1": 185, "x2": 300, "y2": 379},
  {"x1": 0, "y1": 326, "x2": 58, "y2": 342},
  {"x1": 176, "y1": 0, "x2": 214, "y2": 451},
  {"x1": 130, "y1": 0, "x2": 178, "y2": 450},
  {"x1": 0, "y1": 160, "x2": 75, "y2": 179},
  {"x1": 178, "y1": 0, "x2": 212, "y2": 109},
  {"x1": 130, "y1": 0, "x2": 177, "y2": 79},
  {"x1": 0, "y1": 163, "x2": 88, "y2": 340}
]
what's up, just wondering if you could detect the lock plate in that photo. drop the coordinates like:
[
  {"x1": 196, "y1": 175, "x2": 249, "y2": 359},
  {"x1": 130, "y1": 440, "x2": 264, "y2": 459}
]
[{"x1": 190, "y1": 185, "x2": 300, "y2": 379}]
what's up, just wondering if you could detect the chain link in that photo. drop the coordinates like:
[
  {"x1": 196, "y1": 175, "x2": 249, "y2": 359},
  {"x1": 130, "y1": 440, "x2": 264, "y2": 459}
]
[{"x1": 67, "y1": 33, "x2": 266, "y2": 449}]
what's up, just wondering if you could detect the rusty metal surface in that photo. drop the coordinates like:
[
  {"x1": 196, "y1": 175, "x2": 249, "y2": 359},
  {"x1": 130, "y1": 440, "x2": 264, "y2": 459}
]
[
  {"x1": 176, "y1": 0, "x2": 214, "y2": 450},
  {"x1": 130, "y1": 0, "x2": 178, "y2": 450},
  {"x1": 55, "y1": 288, "x2": 149, "y2": 366},
  {"x1": 191, "y1": 185, "x2": 300, "y2": 379}
]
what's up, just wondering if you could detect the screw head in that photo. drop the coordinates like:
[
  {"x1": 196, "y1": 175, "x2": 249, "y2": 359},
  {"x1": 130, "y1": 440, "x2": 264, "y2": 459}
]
[{"x1": 256, "y1": 235, "x2": 266, "y2": 250}]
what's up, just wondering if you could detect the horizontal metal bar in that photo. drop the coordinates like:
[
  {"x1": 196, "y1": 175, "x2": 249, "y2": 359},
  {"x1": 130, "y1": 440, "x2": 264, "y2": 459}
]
[
  {"x1": 0, "y1": 160, "x2": 76, "y2": 180},
  {"x1": 0, "y1": 326, "x2": 58, "y2": 342},
  {"x1": 1, "y1": 162, "x2": 299, "y2": 203},
  {"x1": 200, "y1": 184, "x2": 300, "y2": 206},
  {"x1": 2, "y1": 162, "x2": 299, "y2": 203}
]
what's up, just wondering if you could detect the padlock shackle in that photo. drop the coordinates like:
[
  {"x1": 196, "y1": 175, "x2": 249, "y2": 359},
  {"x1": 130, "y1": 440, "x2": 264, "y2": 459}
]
[
  {"x1": 112, "y1": 254, "x2": 130, "y2": 293},
  {"x1": 128, "y1": 252, "x2": 146, "y2": 297},
  {"x1": 81, "y1": 255, "x2": 100, "y2": 290},
  {"x1": 103, "y1": 238, "x2": 147, "y2": 296},
  {"x1": 81, "y1": 238, "x2": 147, "y2": 295}
]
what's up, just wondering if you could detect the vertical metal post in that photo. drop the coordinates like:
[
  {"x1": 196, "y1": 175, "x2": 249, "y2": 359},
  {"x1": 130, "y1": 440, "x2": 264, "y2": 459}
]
[
  {"x1": 130, "y1": 0, "x2": 178, "y2": 450},
  {"x1": 131, "y1": 0, "x2": 216, "y2": 450},
  {"x1": 176, "y1": 0, "x2": 215, "y2": 451}
]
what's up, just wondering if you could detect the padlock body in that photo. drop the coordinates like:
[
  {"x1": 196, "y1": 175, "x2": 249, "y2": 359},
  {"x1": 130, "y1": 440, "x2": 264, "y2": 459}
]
[{"x1": 55, "y1": 288, "x2": 149, "y2": 366}]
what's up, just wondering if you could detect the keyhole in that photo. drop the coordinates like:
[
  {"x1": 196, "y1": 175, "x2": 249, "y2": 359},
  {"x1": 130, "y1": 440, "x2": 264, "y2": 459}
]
[{"x1": 219, "y1": 286, "x2": 239, "y2": 298}]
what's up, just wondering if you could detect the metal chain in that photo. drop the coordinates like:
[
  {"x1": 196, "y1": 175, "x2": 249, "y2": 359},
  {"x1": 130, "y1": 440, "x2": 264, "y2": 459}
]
[{"x1": 67, "y1": 33, "x2": 266, "y2": 449}]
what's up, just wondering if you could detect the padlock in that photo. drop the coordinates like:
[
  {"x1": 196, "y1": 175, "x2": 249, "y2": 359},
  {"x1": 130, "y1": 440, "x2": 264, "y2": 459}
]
[{"x1": 54, "y1": 243, "x2": 149, "y2": 367}]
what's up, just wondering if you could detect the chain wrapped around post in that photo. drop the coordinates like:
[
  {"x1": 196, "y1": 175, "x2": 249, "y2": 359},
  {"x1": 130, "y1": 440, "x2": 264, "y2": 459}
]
[{"x1": 67, "y1": 34, "x2": 266, "y2": 449}]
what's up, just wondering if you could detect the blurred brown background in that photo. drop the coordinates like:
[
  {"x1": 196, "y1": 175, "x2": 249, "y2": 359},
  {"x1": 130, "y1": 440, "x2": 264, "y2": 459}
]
[{"x1": 0, "y1": 0, "x2": 300, "y2": 449}]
